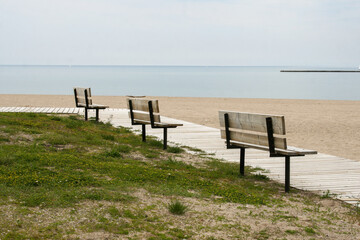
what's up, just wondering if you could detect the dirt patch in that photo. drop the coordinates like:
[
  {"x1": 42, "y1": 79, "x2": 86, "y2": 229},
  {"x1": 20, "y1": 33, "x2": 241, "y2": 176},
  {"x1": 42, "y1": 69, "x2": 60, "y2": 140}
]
[{"x1": 1, "y1": 187, "x2": 359, "y2": 239}]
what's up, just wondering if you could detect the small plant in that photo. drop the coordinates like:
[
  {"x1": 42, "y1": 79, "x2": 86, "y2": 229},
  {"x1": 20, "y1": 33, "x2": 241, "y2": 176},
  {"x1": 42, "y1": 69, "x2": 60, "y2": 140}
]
[
  {"x1": 304, "y1": 227, "x2": 316, "y2": 235},
  {"x1": 285, "y1": 229, "x2": 298, "y2": 235},
  {"x1": 321, "y1": 190, "x2": 337, "y2": 199},
  {"x1": 251, "y1": 173, "x2": 270, "y2": 181},
  {"x1": 167, "y1": 146, "x2": 184, "y2": 154},
  {"x1": 168, "y1": 200, "x2": 188, "y2": 215}
]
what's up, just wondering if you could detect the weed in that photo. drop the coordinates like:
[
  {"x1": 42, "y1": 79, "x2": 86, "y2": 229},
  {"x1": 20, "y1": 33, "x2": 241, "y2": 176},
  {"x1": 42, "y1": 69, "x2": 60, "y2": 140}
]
[
  {"x1": 168, "y1": 200, "x2": 188, "y2": 215},
  {"x1": 105, "y1": 149, "x2": 122, "y2": 158},
  {"x1": 251, "y1": 173, "x2": 270, "y2": 181},
  {"x1": 167, "y1": 146, "x2": 185, "y2": 153},
  {"x1": 285, "y1": 229, "x2": 298, "y2": 234},
  {"x1": 304, "y1": 227, "x2": 316, "y2": 235},
  {"x1": 321, "y1": 190, "x2": 337, "y2": 199}
]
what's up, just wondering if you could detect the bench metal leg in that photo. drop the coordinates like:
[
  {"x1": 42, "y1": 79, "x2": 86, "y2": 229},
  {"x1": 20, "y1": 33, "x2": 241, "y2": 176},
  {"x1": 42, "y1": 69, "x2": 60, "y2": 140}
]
[
  {"x1": 240, "y1": 148, "x2": 245, "y2": 176},
  {"x1": 285, "y1": 156, "x2": 290, "y2": 192},
  {"x1": 142, "y1": 124, "x2": 146, "y2": 142},
  {"x1": 95, "y1": 109, "x2": 99, "y2": 122},
  {"x1": 163, "y1": 128, "x2": 168, "y2": 150},
  {"x1": 85, "y1": 108, "x2": 88, "y2": 121}
]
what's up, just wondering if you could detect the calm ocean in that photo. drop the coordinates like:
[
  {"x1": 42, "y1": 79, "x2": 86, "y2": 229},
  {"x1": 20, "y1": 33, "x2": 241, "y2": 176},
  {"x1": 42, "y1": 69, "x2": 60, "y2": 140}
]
[{"x1": 0, "y1": 65, "x2": 359, "y2": 100}]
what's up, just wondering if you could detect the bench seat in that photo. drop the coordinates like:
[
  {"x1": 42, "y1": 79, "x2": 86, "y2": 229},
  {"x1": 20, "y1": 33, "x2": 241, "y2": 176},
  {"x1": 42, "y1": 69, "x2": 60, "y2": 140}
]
[
  {"x1": 133, "y1": 119, "x2": 182, "y2": 128},
  {"x1": 77, "y1": 103, "x2": 109, "y2": 109},
  {"x1": 229, "y1": 140, "x2": 317, "y2": 156}
]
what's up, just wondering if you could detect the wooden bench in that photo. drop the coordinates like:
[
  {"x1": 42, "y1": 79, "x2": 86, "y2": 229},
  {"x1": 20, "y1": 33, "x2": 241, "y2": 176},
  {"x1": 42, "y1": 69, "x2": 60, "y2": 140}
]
[
  {"x1": 73, "y1": 87, "x2": 108, "y2": 121},
  {"x1": 127, "y1": 98, "x2": 183, "y2": 149},
  {"x1": 219, "y1": 111, "x2": 317, "y2": 192}
]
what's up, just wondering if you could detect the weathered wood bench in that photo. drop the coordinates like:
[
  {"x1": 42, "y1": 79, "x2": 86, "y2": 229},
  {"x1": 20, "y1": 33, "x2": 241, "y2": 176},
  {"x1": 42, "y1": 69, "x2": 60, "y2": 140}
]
[
  {"x1": 127, "y1": 98, "x2": 183, "y2": 149},
  {"x1": 219, "y1": 111, "x2": 317, "y2": 192},
  {"x1": 73, "y1": 87, "x2": 108, "y2": 121}
]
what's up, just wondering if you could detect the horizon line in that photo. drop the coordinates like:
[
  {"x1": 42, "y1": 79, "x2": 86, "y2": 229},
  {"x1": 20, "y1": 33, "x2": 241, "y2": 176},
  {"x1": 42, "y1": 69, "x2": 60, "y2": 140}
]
[{"x1": 0, "y1": 64, "x2": 353, "y2": 68}]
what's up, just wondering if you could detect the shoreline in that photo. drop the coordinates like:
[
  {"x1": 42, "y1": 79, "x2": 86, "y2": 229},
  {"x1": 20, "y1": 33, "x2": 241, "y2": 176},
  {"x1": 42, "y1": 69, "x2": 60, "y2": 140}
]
[{"x1": 1, "y1": 94, "x2": 359, "y2": 162}]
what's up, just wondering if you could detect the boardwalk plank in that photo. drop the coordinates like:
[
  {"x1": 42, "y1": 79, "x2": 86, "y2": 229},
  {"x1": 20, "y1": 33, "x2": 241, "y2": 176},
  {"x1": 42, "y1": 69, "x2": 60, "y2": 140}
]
[{"x1": 17, "y1": 107, "x2": 27, "y2": 112}]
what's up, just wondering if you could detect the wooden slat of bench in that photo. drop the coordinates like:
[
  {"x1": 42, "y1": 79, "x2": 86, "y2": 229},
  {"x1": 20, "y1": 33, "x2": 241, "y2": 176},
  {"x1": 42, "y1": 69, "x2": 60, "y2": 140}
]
[
  {"x1": 74, "y1": 87, "x2": 90, "y2": 97},
  {"x1": 133, "y1": 120, "x2": 183, "y2": 128},
  {"x1": 131, "y1": 111, "x2": 161, "y2": 123},
  {"x1": 219, "y1": 111, "x2": 286, "y2": 135},
  {"x1": 221, "y1": 129, "x2": 287, "y2": 149},
  {"x1": 77, "y1": 103, "x2": 87, "y2": 107},
  {"x1": 154, "y1": 122, "x2": 183, "y2": 128},
  {"x1": 88, "y1": 104, "x2": 109, "y2": 109},
  {"x1": 287, "y1": 146, "x2": 317, "y2": 155},
  {"x1": 127, "y1": 98, "x2": 160, "y2": 113},
  {"x1": 229, "y1": 140, "x2": 314, "y2": 156},
  {"x1": 77, "y1": 97, "x2": 87, "y2": 105},
  {"x1": 133, "y1": 119, "x2": 151, "y2": 125}
]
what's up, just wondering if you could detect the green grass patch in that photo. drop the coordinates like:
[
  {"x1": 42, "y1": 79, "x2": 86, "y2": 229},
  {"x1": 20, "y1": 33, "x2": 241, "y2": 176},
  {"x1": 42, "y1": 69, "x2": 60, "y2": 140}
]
[{"x1": 0, "y1": 113, "x2": 280, "y2": 209}]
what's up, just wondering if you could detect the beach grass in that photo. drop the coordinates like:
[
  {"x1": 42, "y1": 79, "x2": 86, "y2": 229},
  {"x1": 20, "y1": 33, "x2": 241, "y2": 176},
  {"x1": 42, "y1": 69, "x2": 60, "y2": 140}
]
[{"x1": 0, "y1": 113, "x2": 359, "y2": 239}]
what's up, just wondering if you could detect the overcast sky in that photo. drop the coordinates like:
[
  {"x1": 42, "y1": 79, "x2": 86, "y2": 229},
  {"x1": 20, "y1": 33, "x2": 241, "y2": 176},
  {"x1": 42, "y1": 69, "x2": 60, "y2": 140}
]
[{"x1": 0, "y1": 0, "x2": 359, "y2": 67}]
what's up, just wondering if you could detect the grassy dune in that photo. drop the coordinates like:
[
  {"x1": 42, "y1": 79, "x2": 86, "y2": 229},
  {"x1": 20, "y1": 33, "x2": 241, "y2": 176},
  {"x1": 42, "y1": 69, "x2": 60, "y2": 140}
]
[{"x1": 0, "y1": 113, "x2": 359, "y2": 239}]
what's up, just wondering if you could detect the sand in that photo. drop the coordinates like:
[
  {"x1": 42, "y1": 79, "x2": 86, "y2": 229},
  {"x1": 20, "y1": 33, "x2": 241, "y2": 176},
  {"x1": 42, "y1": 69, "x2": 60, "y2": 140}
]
[{"x1": 1, "y1": 94, "x2": 359, "y2": 162}]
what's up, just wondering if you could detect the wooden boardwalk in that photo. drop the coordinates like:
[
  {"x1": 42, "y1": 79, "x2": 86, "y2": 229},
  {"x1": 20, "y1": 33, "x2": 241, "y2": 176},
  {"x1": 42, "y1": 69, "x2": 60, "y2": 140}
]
[{"x1": 1, "y1": 107, "x2": 360, "y2": 204}]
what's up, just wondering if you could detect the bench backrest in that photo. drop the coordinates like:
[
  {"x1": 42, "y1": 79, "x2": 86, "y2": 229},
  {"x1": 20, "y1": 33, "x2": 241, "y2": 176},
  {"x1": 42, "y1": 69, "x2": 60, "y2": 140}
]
[
  {"x1": 219, "y1": 111, "x2": 288, "y2": 150},
  {"x1": 74, "y1": 87, "x2": 92, "y2": 108},
  {"x1": 127, "y1": 98, "x2": 161, "y2": 125}
]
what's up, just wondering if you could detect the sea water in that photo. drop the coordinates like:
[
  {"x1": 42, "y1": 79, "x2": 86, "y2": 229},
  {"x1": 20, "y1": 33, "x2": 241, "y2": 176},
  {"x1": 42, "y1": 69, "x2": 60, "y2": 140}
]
[{"x1": 0, "y1": 65, "x2": 359, "y2": 100}]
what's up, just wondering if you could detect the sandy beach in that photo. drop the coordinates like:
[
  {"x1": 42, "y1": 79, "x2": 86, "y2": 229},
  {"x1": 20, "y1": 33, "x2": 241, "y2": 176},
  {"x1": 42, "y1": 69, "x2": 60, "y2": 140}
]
[{"x1": 1, "y1": 94, "x2": 359, "y2": 162}]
